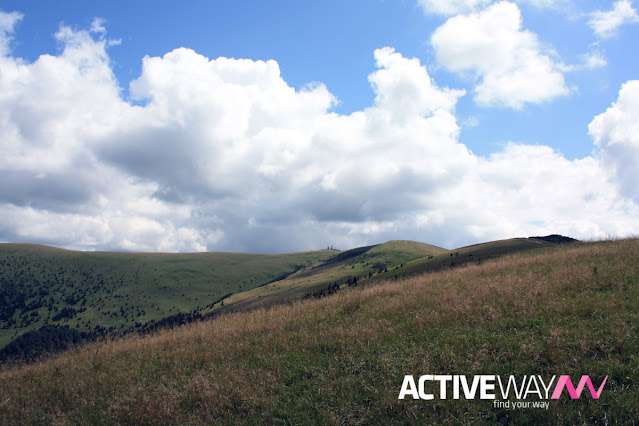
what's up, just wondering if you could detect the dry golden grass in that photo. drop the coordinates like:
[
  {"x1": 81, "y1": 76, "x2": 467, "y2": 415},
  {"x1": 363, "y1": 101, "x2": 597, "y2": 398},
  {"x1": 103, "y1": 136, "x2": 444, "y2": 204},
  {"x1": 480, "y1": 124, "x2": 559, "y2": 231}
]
[{"x1": 0, "y1": 238, "x2": 637, "y2": 424}]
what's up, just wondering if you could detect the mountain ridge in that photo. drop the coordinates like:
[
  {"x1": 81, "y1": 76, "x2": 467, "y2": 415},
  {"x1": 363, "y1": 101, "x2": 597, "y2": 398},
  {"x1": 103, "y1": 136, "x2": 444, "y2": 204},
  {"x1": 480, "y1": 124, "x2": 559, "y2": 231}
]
[{"x1": 0, "y1": 236, "x2": 574, "y2": 362}]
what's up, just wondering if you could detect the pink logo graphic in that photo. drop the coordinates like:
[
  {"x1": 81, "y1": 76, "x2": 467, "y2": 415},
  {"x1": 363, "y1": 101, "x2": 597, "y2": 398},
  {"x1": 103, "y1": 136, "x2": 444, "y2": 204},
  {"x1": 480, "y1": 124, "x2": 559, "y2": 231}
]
[{"x1": 551, "y1": 375, "x2": 608, "y2": 399}]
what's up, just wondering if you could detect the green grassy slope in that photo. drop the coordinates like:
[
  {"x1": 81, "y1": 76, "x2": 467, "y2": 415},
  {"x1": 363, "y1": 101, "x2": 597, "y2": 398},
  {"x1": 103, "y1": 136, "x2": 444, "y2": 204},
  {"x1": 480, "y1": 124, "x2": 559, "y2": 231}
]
[
  {"x1": 211, "y1": 240, "x2": 446, "y2": 314},
  {"x1": 0, "y1": 237, "x2": 572, "y2": 355},
  {"x1": 365, "y1": 236, "x2": 566, "y2": 283},
  {"x1": 213, "y1": 237, "x2": 574, "y2": 315},
  {"x1": 0, "y1": 243, "x2": 337, "y2": 348},
  {"x1": 0, "y1": 238, "x2": 636, "y2": 424}
]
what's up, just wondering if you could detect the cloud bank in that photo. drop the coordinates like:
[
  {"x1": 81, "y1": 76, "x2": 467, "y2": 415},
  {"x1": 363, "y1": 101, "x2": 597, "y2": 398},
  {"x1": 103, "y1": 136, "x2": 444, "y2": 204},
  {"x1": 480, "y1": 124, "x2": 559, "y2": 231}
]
[{"x1": 0, "y1": 12, "x2": 637, "y2": 252}]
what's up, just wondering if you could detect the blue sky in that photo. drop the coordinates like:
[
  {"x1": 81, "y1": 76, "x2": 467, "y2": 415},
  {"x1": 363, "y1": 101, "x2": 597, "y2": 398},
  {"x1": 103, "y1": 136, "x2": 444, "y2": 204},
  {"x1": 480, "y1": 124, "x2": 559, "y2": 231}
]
[{"x1": 1, "y1": 0, "x2": 638, "y2": 252}]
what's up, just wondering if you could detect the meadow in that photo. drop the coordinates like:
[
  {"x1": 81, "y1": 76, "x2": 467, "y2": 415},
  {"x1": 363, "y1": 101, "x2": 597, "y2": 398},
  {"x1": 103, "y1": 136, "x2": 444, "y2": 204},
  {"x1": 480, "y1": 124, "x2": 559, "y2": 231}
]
[
  {"x1": 0, "y1": 238, "x2": 636, "y2": 424},
  {"x1": 0, "y1": 240, "x2": 444, "y2": 358}
]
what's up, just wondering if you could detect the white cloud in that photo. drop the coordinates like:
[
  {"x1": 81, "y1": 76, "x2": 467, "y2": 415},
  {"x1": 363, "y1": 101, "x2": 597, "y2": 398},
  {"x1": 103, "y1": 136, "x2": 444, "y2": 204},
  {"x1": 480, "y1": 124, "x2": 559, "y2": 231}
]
[
  {"x1": 368, "y1": 47, "x2": 465, "y2": 121},
  {"x1": 581, "y1": 50, "x2": 608, "y2": 69},
  {"x1": 557, "y1": 49, "x2": 607, "y2": 72},
  {"x1": 0, "y1": 16, "x2": 637, "y2": 252},
  {"x1": 518, "y1": 0, "x2": 557, "y2": 7},
  {"x1": 461, "y1": 116, "x2": 480, "y2": 128},
  {"x1": 589, "y1": 80, "x2": 639, "y2": 203},
  {"x1": 417, "y1": 0, "x2": 492, "y2": 16},
  {"x1": 431, "y1": 1, "x2": 569, "y2": 109},
  {"x1": 0, "y1": 10, "x2": 23, "y2": 56},
  {"x1": 589, "y1": 0, "x2": 639, "y2": 39},
  {"x1": 418, "y1": 0, "x2": 563, "y2": 16},
  {"x1": 90, "y1": 17, "x2": 107, "y2": 34},
  {"x1": 462, "y1": 144, "x2": 635, "y2": 242}
]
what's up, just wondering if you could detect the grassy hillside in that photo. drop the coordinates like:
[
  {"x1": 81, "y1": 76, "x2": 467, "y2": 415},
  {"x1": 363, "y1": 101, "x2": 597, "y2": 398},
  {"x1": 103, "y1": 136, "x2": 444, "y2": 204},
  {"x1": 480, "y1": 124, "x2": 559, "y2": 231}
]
[
  {"x1": 0, "y1": 238, "x2": 636, "y2": 424},
  {"x1": 0, "y1": 237, "x2": 569, "y2": 356},
  {"x1": 0, "y1": 243, "x2": 337, "y2": 349},
  {"x1": 212, "y1": 237, "x2": 574, "y2": 315},
  {"x1": 365, "y1": 236, "x2": 570, "y2": 284},
  {"x1": 213, "y1": 240, "x2": 446, "y2": 314},
  {"x1": 0, "y1": 240, "x2": 443, "y2": 356}
]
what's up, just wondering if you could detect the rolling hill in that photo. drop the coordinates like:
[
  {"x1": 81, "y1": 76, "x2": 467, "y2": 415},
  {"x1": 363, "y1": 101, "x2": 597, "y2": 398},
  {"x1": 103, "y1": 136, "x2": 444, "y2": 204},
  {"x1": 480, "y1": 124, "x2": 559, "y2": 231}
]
[
  {"x1": 0, "y1": 243, "x2": 337, "y2": 350},
  {"x1": 210, "y1": 240, "x2": 446, "y2": 314},
  {"x1": 0, "y1": 237, "x2": 635, "y2": 424},
  {"x1": 211, "y1": 236, "x2": 575, "y2": 315},
  {"x1": 0, "y1": 236, "x2": 574, "y2": 361},
  {"x1": 363, "y1": 235, "x2": 577, "y2": 283}
]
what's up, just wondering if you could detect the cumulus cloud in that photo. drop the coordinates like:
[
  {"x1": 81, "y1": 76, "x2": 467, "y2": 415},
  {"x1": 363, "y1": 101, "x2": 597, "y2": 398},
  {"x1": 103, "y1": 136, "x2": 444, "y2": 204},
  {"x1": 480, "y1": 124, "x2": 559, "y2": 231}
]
[
  {"x1": 589, "y1": 0, "x2": 639, "y2": 39},
  {"x1": 0, "y1": 14, "x2": 637, "y2": 252},
  {"x1": 431, "y1": 1, "x2": 570, "y2": 109},
  {"x1": 589, "y1": 80, "x2": 639, "y2": 203},
  {"x1": 0, "y1": 19, "x2": 206, "y2": 252}
]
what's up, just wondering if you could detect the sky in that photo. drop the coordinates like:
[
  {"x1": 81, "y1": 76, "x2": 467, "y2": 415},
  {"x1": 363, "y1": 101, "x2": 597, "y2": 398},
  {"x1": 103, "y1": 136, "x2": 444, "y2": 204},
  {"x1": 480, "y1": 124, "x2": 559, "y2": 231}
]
[{"x1": 0, "y1": 0, "x2": 638, "y2": 253}]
